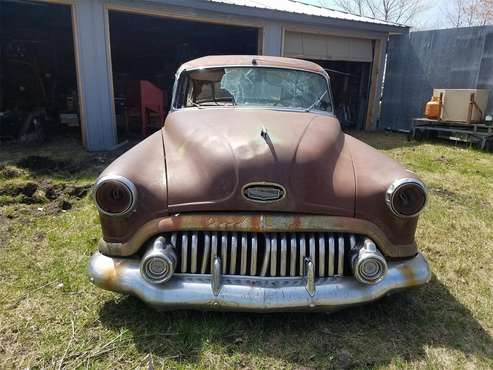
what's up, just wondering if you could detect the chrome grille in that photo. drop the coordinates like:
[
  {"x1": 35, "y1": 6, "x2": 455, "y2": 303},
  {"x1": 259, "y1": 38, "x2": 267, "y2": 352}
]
[{"x1": 163, "y1": 231, "x2": 358, "y2": 278}]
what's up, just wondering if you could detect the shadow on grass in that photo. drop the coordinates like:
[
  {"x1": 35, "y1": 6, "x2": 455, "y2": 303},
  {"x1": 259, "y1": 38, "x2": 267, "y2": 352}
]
[
  {"x1": 99, "y1": 275, "x2": 493, "y2": 368},
  {"x1": 0, "y1": 135, "x2": 136, "y2": 181},
  {"x1": 347, "y1": 130, "x2": 423, "y2": 151},
  {"x1": 350, "y1": 130, "x2": 491, "y2": 153}
]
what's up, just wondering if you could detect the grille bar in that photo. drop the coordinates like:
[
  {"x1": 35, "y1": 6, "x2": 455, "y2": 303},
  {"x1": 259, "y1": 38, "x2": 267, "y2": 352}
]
[
  {"x1": 230, "y1": 232, "x2": 238, "y2": 275},
  {"x1": 250, "y1": 234, "x2": 258, "y2": 276},
  {"x1": 201, "y1": 232, "x2": 210, "y2": 274},
  {"x1": 170, "y1": 231, "x2": 358, "y2": 277}
]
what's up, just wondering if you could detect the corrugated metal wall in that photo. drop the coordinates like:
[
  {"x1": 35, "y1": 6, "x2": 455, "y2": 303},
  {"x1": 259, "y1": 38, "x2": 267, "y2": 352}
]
[{"x1": 380, "y1": 26, "x2": 493, "y2": 130}]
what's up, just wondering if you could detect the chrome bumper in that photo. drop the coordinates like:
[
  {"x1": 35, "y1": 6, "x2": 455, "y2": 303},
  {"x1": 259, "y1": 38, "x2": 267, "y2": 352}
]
[{"x1": 88, "y1": 252, "x2": 431, "y2": 312}]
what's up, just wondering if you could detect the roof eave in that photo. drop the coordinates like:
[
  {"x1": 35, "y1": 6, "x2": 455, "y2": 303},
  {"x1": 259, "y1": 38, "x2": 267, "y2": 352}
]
[{"x1": 149, "y1": 0, "x2": 410, "y2": 34}]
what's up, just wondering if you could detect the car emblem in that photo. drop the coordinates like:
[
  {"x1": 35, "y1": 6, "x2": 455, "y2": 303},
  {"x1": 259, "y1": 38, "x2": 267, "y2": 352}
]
[{"x1": 242, "y1": 183, "x2": 286, "y2": 203}]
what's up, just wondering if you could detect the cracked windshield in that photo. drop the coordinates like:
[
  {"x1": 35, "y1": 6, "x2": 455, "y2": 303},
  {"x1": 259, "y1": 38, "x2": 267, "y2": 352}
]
[{"x1": 180, "y1": 67, "x2": 332, "y2": 113}]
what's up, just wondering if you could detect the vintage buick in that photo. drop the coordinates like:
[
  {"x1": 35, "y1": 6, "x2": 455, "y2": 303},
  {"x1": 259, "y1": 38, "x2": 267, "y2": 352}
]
[{"x1": 88, "y1": 55, "x2": 431, "y2": 312}]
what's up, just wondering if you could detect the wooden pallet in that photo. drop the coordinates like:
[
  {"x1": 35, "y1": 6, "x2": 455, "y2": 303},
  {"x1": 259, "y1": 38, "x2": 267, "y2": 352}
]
[{"x1": 411, "y1": 118, "x2": 493, "y2": 150}]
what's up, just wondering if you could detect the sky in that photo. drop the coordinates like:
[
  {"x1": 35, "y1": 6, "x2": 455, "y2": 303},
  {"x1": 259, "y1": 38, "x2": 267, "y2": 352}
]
[{"x1": 300, "y1": 0, "x2": 451, "y2": 29}]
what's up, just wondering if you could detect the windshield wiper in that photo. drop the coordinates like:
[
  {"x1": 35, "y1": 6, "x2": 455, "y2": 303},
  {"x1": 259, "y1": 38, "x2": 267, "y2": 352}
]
[
  {"x1": 305, "y1": 90, "x2": 328, "y2": 112},
  {"x1": 189, "y1": 102, "x2": 204, "y2": 109}
]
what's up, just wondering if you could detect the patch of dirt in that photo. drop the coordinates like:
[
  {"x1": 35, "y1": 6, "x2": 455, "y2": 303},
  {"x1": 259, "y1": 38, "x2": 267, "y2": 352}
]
[
  {"x1": 0, "y1": 214, "x2": 13, "y2": 246},
  {"x1": 0, "y1": 165, "x2": 24, "y2": 179},
  {"x1": 1, "y1": 182, "x2": 39, "y2": 198},
  {"x1": 43, "y1": 181, "x2": 91, "y2": 201},
  {"x1": 434, "y1": 155, "x2": 453, "y2": 164},
  {"x1": 0, "y1": 180, "x2": 91, "y2": 216},
  {"x1": 16, "y1": 155, "x2": 108, "y2": 175}
]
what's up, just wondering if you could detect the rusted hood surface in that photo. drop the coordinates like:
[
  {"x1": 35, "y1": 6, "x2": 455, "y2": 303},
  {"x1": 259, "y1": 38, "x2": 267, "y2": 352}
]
[{"x1": 163, "y1": 109, "x2": 355, "y2": 216}]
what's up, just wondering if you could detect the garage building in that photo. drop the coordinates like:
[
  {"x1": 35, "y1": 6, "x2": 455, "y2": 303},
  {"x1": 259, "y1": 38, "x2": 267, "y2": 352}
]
[{"x1": 0, "y1": 0, "x2": 408, "y2": 151}]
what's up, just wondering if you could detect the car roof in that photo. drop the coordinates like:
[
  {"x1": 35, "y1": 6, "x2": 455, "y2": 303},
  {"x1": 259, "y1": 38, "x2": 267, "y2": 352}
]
[{"x1": 179, "y1": 55, "x2": 326, "y2": 75}]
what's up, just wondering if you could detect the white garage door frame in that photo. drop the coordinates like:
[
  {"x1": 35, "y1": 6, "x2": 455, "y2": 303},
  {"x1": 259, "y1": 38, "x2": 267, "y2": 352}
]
[{"x1": 281, "y1": 26, "x2": 387, "y2": 130}]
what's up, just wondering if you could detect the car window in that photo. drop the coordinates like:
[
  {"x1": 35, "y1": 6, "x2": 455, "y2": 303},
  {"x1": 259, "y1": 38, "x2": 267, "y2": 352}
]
[{"x1": 177, "y1": 67, "x2": 332, "y2": 113}]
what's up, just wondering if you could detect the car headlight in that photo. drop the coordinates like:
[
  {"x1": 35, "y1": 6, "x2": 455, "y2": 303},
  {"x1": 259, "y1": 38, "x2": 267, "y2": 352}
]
[
  {"x1": 93, "y1": 175, "x2": 137, "y2": 216},
  {"x1": 385, "y1": 178, "x2": 427, "y2": 218}
]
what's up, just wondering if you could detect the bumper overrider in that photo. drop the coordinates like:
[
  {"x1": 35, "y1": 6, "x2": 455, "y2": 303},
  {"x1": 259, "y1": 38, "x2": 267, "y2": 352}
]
[{"x1": 88, "y1": 246, "x2": 431, "y2": 312}]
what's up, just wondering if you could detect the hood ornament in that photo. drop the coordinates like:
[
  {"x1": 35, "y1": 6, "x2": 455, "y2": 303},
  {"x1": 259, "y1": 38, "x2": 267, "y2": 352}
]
[
  {"x1": 242, "y1": 183, "x2": 286, "y2": 203},
  {"x1": 260, "y1": 126, "x2": 268, "y2": 140}
]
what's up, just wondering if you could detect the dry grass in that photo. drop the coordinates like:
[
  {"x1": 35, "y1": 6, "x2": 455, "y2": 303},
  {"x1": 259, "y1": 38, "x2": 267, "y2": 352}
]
[{"x1": 0, "y1": 133, "x2": 492, "y2": 369}]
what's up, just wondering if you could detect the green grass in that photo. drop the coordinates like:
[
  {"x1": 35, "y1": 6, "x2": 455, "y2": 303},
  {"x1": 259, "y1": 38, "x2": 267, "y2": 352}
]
[{"x1": 1, "y1": 133, "x2": 492, "y2": 369}]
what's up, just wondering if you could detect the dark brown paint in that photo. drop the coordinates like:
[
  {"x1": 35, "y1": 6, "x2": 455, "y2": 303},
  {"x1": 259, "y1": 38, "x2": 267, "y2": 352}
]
[{"x1": 95, "y1": 56, "x2": 424, "y2": 258}]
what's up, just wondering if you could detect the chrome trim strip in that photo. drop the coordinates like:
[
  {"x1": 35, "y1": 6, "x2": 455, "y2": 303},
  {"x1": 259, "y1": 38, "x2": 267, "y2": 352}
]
[
  {"x1": 309, "y1": 234, "x2": 316, "y2": 273},
  {"x1": 260, "y1": 234, "x2": 271, "y2": 277},
  {"x1": 318, "y1": 234, "x2": 325, "y2": 277},
  {"x1": 240, "y1": 233, "x2": 248, "y2": 275},
  {"x1": 171, "y1": 233, "x2": 177, "y2": 248},
  {"x1": 350, "y1": 234, "x2": 356, "y2": 249},
  {"x1": 280, "y1": 234, "x2": 287, "y2": 277},
  {"x1": 338, "y1": 235, "x2": 345, "y2": 276},
  {"x1": 290, "y1": 235, "x2": 297, "y2": 277},
  {"x1": 221, "y1": 233, "x2": 228, "y2": 274},
  {"x1": 251, "y1": 234, "x2": 258, "y2": 276},
  {"x1": 201, "y1": 232, "x2": 210, "y2": 274},
  {"x1": 230, "y1": 232, "x2": 238, "y2": 275},
  {"x1": 89, "y1": 252, "x2": 432, "y2": 312},
  {"x1": 299, "y1": 235, "x2": 306, "y2": 275},
  {"x1": 211, "y1": 232, "x2": 218, "y2": 272},
  {"x1": 191, "y1": 232, "x2": 198, "y2": 274},
  {"x1": 328, "y1": 236, "x2": 335, "y2": 276},
  {"x1": 270, "y1": 234, "x2": 277, "y2": 276},
  {"x1": 181, "y1": 233, "x2": 188, "y2": 273}
]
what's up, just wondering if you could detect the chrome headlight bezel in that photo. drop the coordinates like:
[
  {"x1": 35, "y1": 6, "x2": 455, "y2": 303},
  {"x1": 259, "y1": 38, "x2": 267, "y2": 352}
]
[
  {"x1": 385, "y1": 178, "x2": 427, "y2": 218},
  {"x1": 93, "y1": 175, "x2": 137, "y2": 217}
]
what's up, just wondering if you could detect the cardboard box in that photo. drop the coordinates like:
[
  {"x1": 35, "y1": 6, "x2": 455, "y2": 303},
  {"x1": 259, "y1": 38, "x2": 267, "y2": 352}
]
[{"x1": 433, "y1": 89, "x2": 489, "y2": 123}]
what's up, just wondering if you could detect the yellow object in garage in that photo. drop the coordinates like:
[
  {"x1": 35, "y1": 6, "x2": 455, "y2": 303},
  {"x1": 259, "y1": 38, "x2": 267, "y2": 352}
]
[{"x1": 425, "y1": 95, "x2": 441, "y2": 119}]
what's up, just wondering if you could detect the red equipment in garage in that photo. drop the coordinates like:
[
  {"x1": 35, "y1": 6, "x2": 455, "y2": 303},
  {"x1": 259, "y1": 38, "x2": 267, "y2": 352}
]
[{"x1": 125, "y1": 80, "x2": 166, "y2": 137}]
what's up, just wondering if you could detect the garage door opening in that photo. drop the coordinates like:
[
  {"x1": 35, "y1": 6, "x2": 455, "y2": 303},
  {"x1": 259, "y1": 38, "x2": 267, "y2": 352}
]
[
  {"x1": 0, "y1": 0, "x2": 80, "y2": 145},
  {"x1": 108, "y1": 10, "x2": 259, "y2": 143},
  {"x1": 283, "y1": 31, "x2": 373, "y2": 130},
  {"x1": 313, "y1": 60, "x2": 371, "y2": 130}
]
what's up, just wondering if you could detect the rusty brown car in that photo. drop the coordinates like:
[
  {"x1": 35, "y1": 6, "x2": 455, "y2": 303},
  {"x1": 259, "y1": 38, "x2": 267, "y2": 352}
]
[{"x1": 88, "y1": 55, "x2": 431, "y2": 312}]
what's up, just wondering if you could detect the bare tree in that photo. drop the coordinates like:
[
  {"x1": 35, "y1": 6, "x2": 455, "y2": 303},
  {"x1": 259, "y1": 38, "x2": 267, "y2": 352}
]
[
  {"x1": 368, "y1": 0, "x2": 424, "y2": 23},
  {"x1": 332, "y1": 0, "x2": 366, "y2": 16},
  {"x1": 444, "y1": 0, "x2": 467, "y2": 28},
  {"x1": 319, "y1": 0, "x2": 423, "y2": 24},
  {"x1": 444, "y1": 0, "x2": 493, "y2": 27}
]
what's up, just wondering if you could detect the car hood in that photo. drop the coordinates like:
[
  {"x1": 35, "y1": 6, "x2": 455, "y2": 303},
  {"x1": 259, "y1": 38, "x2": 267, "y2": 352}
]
[{"x1": 163, "y1": 108, "x2": 355, "y2": 216}]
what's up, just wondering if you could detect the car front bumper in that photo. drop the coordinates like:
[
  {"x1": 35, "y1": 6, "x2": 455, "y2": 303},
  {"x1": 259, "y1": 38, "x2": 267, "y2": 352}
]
[{"x1": 88, "y1": 252, "x2": 431, "y2": 312}]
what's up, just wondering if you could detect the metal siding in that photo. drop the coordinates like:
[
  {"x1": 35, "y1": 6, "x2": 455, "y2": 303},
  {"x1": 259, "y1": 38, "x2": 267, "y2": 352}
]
[
  {"x1": 380, "y1": 26, "x2": 493, "y2": 131},
  {"x1": 207, "y1": 0, "x2": 404, "y2": 27}
]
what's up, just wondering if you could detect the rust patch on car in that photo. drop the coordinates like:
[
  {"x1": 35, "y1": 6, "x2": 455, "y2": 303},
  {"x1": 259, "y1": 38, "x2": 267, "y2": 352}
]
[
  {"x1": 399, "y1": 264, "x2": 418, "y2": 287},
  {"x1": 97, "y1": 261, "x2": 118, "y2": 291},
  {"x1": 289, "y1": 216, "x2": 302, "y2": 231}
]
